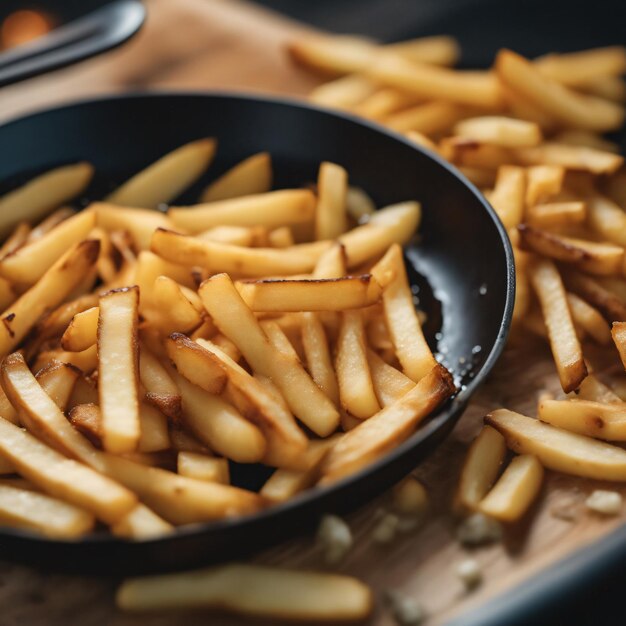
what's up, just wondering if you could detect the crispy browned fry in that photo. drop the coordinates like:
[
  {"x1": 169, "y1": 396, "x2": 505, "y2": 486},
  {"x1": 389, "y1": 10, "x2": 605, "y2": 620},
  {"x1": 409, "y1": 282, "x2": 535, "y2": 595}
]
[
  {"x1": 169, "y1": 189, "x2": 316, "y2": 233},
  {"x1": 486, "y1": 408, "x2": 626, "y2": 481},
  {"x1": 0, "y1": 482, "x2": 95, "y2": 538},
  {"x1": 60, "y1": 306, "x2": 98, "y2": 352},
  {"x1": 454, "y1": 116, "x2": 542, "y2": 147},
  {"x1": 527, "y1": 201, "x2": 586, "y2": 228},
  {"x1": 479, "y1": 454, "x2": 543, "y2": 522},
  {"x1": 237, "y1": 275, "x2": 382, "y2": 312},
  {"x1": 177, "y1": 452, "x2": 230, "y2": 484},
  {"x1": 566, "y1": 293, "x2": 611, "y2": 345},
  {"x1": 301, "y1": 312, "x2": 339, "y2": 405},
  {"x1": 98, "y1": 287, "x2": 140, "y2": 454},
  {"x1": 322, "y1": 364, "x2": 455, "y2": 481},
  {"x1": 117, "y1": 563, "x2": 373, "y2": 621},
  {"x1": 0, "y1": 163, "x2": 93, "y2": 239},
  {"x1": 315, "y1": 162, "x2": 348, "y2": 240},
  {"x1": 562, "y1": 269, "x2": 626, "y2": 322},
  {"x1": 371, "y1": 244, "x2": 436, "y2": 381},
  {"x1": 518, "y1": 224, "x2": 624, "y2": 276},
  {"x1": 0, "y1": 210, "x2": 96, "y2": 286},
  {"x1": 200, "y1": 274, "x2": 340, "y2": 437},
  {"x1": 514, "y1": 143, "x2": 623, "y2": 175},
  {"x1": 529, "y1": 258, "x2": 587, "y2": 392},
  {"x1": 539, "y1": 398, "x2": 626, "y2": 441},
  {"x1": 201, "y1": 152, "x2": 271, "y2": 202},
  {"x1": 139, "y1": 344, "x2": 182, "y2": 420},
  {"x1": 0, "y1": 240, "x2": 99, "y2": 358},
  {"x1": 106, "y1": 139, "x2": 216, "y2": 208},
  {"x1": 335, "y1": 311, "x2": 380, "y2": 419},
  {"x1": 34, "y1": 345, "x2": 98, "y2": 374},
  {"x1": 368, "y1": 55, "x2": 503, "y2": 108},
  {"x1": 613, "y1": 322, "x2": 626, "y2": 370},
  {"x1": 496, "y1": 49, "x2": 625, "y2": 131},
  {"x1": 489, "y1": 166, "x2": 526, "y2": 230},
  {"x1": 456, "y1": 425, "x2": 506, "y2": 511}
]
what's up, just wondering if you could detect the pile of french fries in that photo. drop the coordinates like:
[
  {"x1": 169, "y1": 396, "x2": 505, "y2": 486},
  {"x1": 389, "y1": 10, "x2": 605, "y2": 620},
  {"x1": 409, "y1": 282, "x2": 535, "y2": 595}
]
[
  {"x1": 0, "y1": 127, "x2": 458, "y2": 547},
  {"x1": 291, "y1": 35, "x2": 626, "y2": 526}
]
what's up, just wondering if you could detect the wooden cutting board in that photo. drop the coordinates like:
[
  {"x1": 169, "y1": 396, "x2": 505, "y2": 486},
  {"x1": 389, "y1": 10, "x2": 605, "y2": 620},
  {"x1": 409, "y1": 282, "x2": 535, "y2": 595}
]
[{"x1": 2, "y1": 1, "x2": 626, "y2": 624}]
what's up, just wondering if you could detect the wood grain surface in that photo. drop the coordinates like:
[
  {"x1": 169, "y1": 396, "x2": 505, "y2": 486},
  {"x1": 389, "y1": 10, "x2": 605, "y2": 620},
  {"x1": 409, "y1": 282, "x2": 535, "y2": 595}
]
[{"x1": 1, "y1": 1, "x2": 625, "y2": 624}]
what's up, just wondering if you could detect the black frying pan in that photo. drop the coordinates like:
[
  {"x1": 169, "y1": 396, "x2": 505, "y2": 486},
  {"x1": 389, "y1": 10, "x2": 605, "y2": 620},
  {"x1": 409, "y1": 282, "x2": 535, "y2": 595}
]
[{"x1": 0, "y1": 92, "x2": 514, "y2": 573}]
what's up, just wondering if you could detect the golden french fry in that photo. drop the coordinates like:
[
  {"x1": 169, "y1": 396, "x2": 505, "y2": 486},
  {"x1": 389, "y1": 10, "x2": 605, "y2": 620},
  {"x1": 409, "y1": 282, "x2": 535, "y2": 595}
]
[
  {"x1": 514, "y1": 143, "x2": 623, "y2": 175},
  {"x1": 539, "y1": 398, "x2": 626, "y2": 441},
  {"x1": 117, "y1": 563, "x2": 373, "y2": 621},
  {"x1": 201, "y1": 152, "x2": 271, "y2": 202},
  {"x1": 309, "y1": 75, "x2": 377, "y2": 109},
  {"x1": 518, "y1": 224, "x2": 624, "y2": 276},
  {"x1": 369, "y1": 55, "x2": 503, "y2": 108},
  {"x1": 0, "y1": 239, "x2": 99, "y2": 358},
  {"x1": 384, "y1": 101, "x2": 466, "y2": 134},
  {"x1": 562, "y1": 269, "x2": 626, "y2": 322},
  {"x1": 385, "y1": 35, "x2": 460, "y2": 66},
  {"x1": 26, "y1": 207, "x2": 75, "y2": 242},
  {"x1": 35, "y1": 361, "x2": 80, "y2": 412},
  {"x1": 177, "y1": 452, "x2": 230, "y2": 484},
  {"x1": 354, "y1": 89, "x2": 420, "y2": 120},
  {"x1": 237, "y1": 275, "x2": 381, "y2": 312},
  {"x1": 60, "y1": 306, "x2": 98, "y2": 352},
  {"x1": 335, "y1": 311, "x2": 380, "y2": 419},
  {"x1": 0, "y1": 278, "x2": 16, "y2": 313},
  {"x1": 148, "y1": 276, "x2": 203, "y2": 335},
  {"x1": 496, "y1": 49, "x2": 625, "y2": 132},
  {"x1": 135, "y1": 250, "x2": 195, "y2": 294},
  {"x1": 315, "y1": 162, "x2": 348, "y2": 240},
  {"x1": 139, "y1": 344, "x2": 182, "y2": 421},
  {"x1": 0, "y1": 163, "x2": 93, "y2": 239},
  {"x1": 301, "y1": 312, "x2": 339, "y2": 405},
  {"x1": 454, "y1": 116, "x2": 542, "y2": 147},
  {"x1": 35, "y1": 345, "x2": 98, "y2": 374},
  {"x1": 525, "y1": 165, "x2": 564, "y2": 206},
  {"x1": 489, "y1": 166, "x2": 526, "y2": 230},
  {"x1": 555, "y1": 130, "x2": 620, "y2": 153},
  {"x1": 371, "y1": 244, "x2": 435, "y2": 381},
  {"x1": 323, "y1": 364, "x2": 455, "y2": 481},
  {"x1": 111, "y1": 504, "x2": 173, "y2": 540},
  {"x1": 566, "y1": 293, "x2": 611, "y2": 345},
  {"x1": 366, "y1": 349, "x2": 415, "y2": 406},
  {"x1": 199, "y1": 274, "x2": 340, "y2": 437},
  {"x1": 613, "y1": 322, "x2": 626, "y2": 370},
  {"x1": 527, "y1": 201, "x2": 586, "y2": 228},
  {"x1": 456, "y1": 425, "x2": 506, "y2": 511},
  {"x1": 98, "y1": 286, "x2": 140, "y2": 454},
  {"x1": 528, "y1": 258, "x2": 587, "y2": 392},
  {"x1": 0, "y1": 482, "x2": 95, "y2": 538},
  {"x1": 479, "y1": 455, "x2": 543, "y2": 522},
  {"x1": 582, "y1": 76, "x2": 626, "y2": 103},
  {"x1": 0, "y1": 210, "x2": 96, "y2": 285},
  {"x1": 577, "y1": 375, "x2": 623, "y2": 404},
  {"x1": 106, "y1": 139, "x2": 216, "y2": 208},
  {"x1": 169, "y1": 189, "x2": 316, "y2": 233},
  {"x1": 197, "y1": 225, "x2": 258, "y2": 247},
  {"x1": 486, "y1": 409, "x2": 626, "y2": 481},
  {"x1": 405, "y1": 130, "x2": 440, "y2": 153},
  {"x1": 535, "y1": 47, "x2": 626, "y2": 87},
  {"x1": 0, "y1": 222, "x2": 31, "y2": 258},
  {"x1": 313, "y1": 243, "x2": 347, "y2": 278},
  {"x1": 586, "y1": 195, "x2": 626, "y2": 248},
  {"x1": 268, "y1": 226, "x2": 294, "y2": 248}
]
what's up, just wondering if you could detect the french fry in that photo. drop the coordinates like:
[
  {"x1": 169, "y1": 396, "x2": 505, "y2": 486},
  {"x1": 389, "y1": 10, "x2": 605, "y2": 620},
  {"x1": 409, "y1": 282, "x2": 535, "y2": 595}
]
[
  {"x1": 135, "y1": 250, "x2": 195, "y2": 293},
  {"x1": 199, "y1": 274, "x2": 340, "y2": 437},
  {"x1": 67, "y1": 403, "x2": 102, "y2": 447},
  {"x1": 456, "y1": 425, "x2": 506, "y2": 510},
  {"x1": 0, "y1": 278, "x2": 16, "y2": 312},
  {"x1": 315, "y1": 162, "x2": 348, "y2": 240},
  {"x1": 171, "y1": 366, "x2": 267, "y2": 464},
  {"x1": 0, "y1": 239, "x2": 100, "y2": 357},
  {"x1": 106, "y1": 139, "x2": 216, "y2": 208},
  {"x1": 309, "y1": 75, "x2": 377, "y2": 109},
  {"x1": 94, "y1": 204, "x2": 172, "y2": 250},
  {"x1": 369, "y1": 55, "x2": 503, "y2": 108},
  {"x1": 148, "y1": 276, "x2": 203, "y2": 334},
  {"x1": 117, "y1": 563, "x2": 373, "y2": 621},
  {"x1": 268, "y1": 226, "x2": 294, "y2": 248},
  {"x1": 0, "y1": 163, "x2": 93, "y2": 239},
  {"x1": 583, "y1": 76, "x2": 626, "y2": 103},
  {"x1": 489, "y1": 166, "x2": 526, "y2": 229},
  {"x1": 335, "y1": 311, "x2": 380, "y2": 419},
  {"x1": 355, "y1": 89, "x2": 420, "y2": 120},
  {"x1": 405, "y1": 130, "x2": 440, "y2": 153},
  {"x1": 384, "y1": 101, "x2": 465, "y2": 135},
  {"x1": 577, "y1": 375, "x2": 622, "y2": 404},
  {"x1": 177, "y1": 452, "x2": 230, "y2": 484},
  {"x1": 346, "y1": 187, "x2": 376, "y2": 223},
  {"x1": 479, "y1": 455, "x2": 543, "y2": 522},
  {"x1": 0, "y1": 482, "x2": 95, "y2": 538},
  {"x1": 539, "y1": 398, "x2": 626, "y2": 441},
  {"x1": 366, "y1": 349, "x2": 415, "y2": 406},
  {"x1": 111, "y1": 504, "x2": 173, "y2": 540},
  {"x1": 301, "y1": 312, "x2": 340, "y2": 405},
  {"x1": 139, "y1": 344, "x2": 182, "y2": 421},
  {"x1": 613, "y1": 322, "x2": 626, "y2": 370},
  {"x1": 35, "y1": 345, "x2": 98, "y2": 374},
  {"x1": 586, "y1": 195, "x2": 626, "y2": 248},
  {"x1": 386, "y1": 35, "x2": 460, "y2": 66},
  {"x1": 535, "y1": 47, "x2": 626, "y2": 88},
  {"x1": 527, "y1": 201, "x2": 586, "y2": 228},
  {"x1": 98, "y1": 287, "x2": 140, "y2": 454},
  {"x1": 486, "y1": 409, "x2": 626, "y2": 481},
  {"x1": 26, "y1": 207, "x2": 75, "y2": 242},
  {"x1": 454, "y1": 116, "x2": 542, "y2": 147},
  {"x1": 201, "y1": 152, "x2": 272, "y2": 202},
  {"x1": 562, "y1": 269, "x2": 626, "y2": 322},
  {"x1": 0, "y1": 222, "x2": 30, "y2": 258},
  {"x1": 525, "y1": 165, "x2": 564, "y2": 206},
  {"x1": 518, "y1": 224, "x2": 624, "y2": 276},
  {"x1": 197, "y1": 225, "x2": 258, "y2": 247},
  {"x1": 169, "y1": 189, "x2": 316, "y2": 233},
  {"x1": 566, "y1": 293, "x2": 611, "y2": 345},
  {"x1": 0, "y1": 210, "x2": 96, "y2": 285},
  {"x1": 60, "y1": 306, "x2": 98, "y2": 352},
  {"x1": 313, "y1": 243, "x2": 347, "y2": 278},
  {"x1": 237, "y1": 275, "x2": 382, "y2": 312},
  {"x1": 371, "y1": 244, "x2": 436, "y2": 381},
  {"x1": 36, "y1": 361, "x2": 80, "y2": 411},
  {"x1": 528, "y1": 258, "x2": 587, "y2": 392},
  {"x1": 514, "y1": 143, "x2": 623, "y2": 175},
  {"x1": 323, "y1": 364, "x2": 454, "y2": 481},
  {"x1": 496, "y1": 49, "x2": 625, "y2": 132},
  {"x1": 555, "y1": 130, "x2": 620, "y2": 153}
]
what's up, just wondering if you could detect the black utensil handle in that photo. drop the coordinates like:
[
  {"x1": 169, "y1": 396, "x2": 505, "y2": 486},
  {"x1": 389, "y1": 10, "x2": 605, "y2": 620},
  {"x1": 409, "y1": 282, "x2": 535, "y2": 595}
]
[{"x1": 0, "y1": 0, "x2": 145, "y2": 88}]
